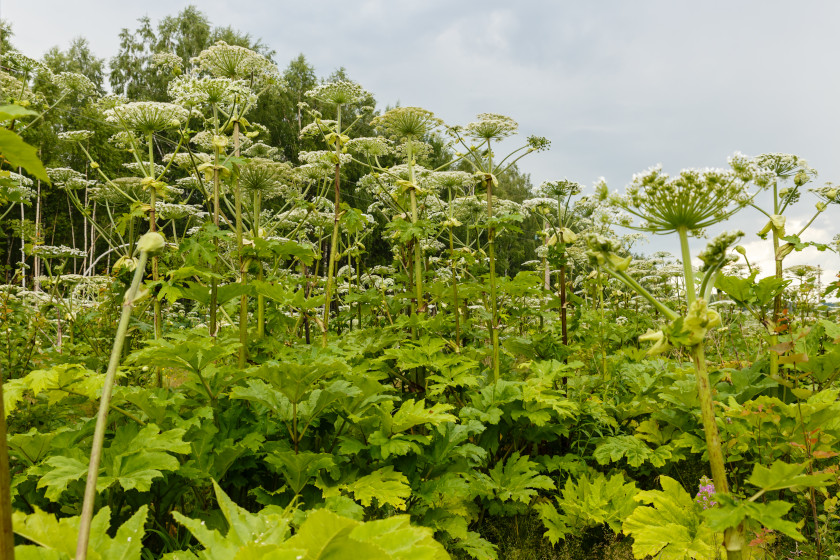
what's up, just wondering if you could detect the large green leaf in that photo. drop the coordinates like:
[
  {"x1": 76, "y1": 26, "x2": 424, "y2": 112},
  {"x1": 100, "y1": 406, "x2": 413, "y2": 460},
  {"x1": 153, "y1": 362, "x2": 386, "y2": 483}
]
[
  {"x1": 703, "y1": 496, "x2": 802, "y2": 541},
  {"x1": 172, "y1": 482, "x2": 292, "y2": 560},
  {"x1": 387, "y1": 399, "x2": 457, "y2": 434},
  {"x1": 748, "y1": 460, "x2": 832, "y2": 494},
  {"x1": 469, "y1": 452, "x2": 554, "y2": 516},
  {"x1": 340, "y1": 466, "x2": 411, "y2": 510},
  {"x1": 622, "y1": 476, "x2": 719, "y2": 560},
  {"x1": 282, "y1": 509, "x2": 387, "y2": 560},
  {"x1": 0, "y1": 126, "x2": 49, "y2": 182},
  {"x1": 13, "y1": 506, "x2": 147, "y2": 560},
  {"x1": 538, "y1": 472, "x2": 638, "y2": 544}
]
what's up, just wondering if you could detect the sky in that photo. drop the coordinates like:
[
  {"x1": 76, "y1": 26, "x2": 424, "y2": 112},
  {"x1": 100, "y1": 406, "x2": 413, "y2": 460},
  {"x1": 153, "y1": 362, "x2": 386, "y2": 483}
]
[{"x1": 2, "y1": 0, "x2": 839, "y2": 286}]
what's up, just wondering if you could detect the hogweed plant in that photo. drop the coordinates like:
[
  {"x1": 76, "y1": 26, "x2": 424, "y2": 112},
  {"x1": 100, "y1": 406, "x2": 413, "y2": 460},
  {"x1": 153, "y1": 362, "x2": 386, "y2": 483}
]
[
  {"x1": 448, "y1": 113, "x2": 550, "y2": 380},
  {"x1": 302, "y1": 80, "x2": 370, "y2": 347},
  {"x1": 588, "y1": 163, "x2": 752, "y2": 558},
  {"x1": 370, "y1": 106, "x2": 445, "y2": 322},
  {"x1": 103, "y1": 100, "x2": 188, "y2": 343}
]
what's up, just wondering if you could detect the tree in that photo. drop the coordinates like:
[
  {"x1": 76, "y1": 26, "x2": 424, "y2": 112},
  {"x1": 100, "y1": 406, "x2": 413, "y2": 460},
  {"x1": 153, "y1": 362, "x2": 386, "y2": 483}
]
[
  {"x1": 251, "y1": 54, "x2": 318, "y2": 162},
  {"x1": 42, "y1": 38, "x2": 106, "y2": 93},
  {"x1": 109, "y1": 5, "x2": 272, "y2": 100}
]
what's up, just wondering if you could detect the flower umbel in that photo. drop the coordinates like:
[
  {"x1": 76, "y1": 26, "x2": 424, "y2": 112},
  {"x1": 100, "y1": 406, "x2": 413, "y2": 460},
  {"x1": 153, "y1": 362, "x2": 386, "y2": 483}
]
[{"x1": 620, "y1": 165, "x2": 749, "y2": 233}]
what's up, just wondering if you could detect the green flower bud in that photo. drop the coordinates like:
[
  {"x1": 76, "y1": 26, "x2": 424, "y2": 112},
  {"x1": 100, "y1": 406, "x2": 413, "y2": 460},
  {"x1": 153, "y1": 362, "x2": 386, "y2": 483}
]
[
  {"x1": 816, "y1": 201, "x2": 827, "y2": 212},
  {"x1": 735, "y1": 245, "x2": 747, "y2": 255},
  {"x1": 559, "y1": 227, "x2": 577, "y2": 244},
  {"x1": 137, "y1": 232, "x2": 165, "y2": 254}
]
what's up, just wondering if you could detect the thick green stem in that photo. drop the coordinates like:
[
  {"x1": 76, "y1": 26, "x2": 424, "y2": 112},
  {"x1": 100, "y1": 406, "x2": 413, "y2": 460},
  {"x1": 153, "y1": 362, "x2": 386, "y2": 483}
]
[
  {"x1": 448, "y1": 204, "x2": 460, "y2": 346},
  {"x1": 321, "y1": 105, "x2": 343, "y2": 347},
  {"x1": 254, "y1": 191, "x2": 265, "y2": 338},
  {"x1": 75, "y1": 250, "x2": 150, "y2": 560},
  {"x1": 679, "y1": 225, "x2": 743, "y2": 557},
  {"x1": 147, "y1": 134, "x2": 163, "y2": 388},
  {"x1": 677, "y1": 226, "x2": 696, "y2": 305},
  {"x1": 233, "y1": 123, "x2": 248, "y2": 368},
  {"x1": 486, "y1": 175, "x2": 500, "y2": 381},
  {"x1": 407, "y1": 142, "x2": 423, "y2": 313},
  {"x1": 691, "y1": 344, "x2": 744, "y2": 558},
  {"x1": 0, "y1": 371, "x2": 14, "y2": 559}
]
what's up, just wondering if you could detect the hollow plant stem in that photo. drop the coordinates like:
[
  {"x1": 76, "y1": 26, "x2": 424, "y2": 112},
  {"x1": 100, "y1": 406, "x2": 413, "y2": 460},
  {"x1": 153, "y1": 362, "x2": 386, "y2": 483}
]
[
  {"x1": 0, "y1": 370, "x2": 14, "y2": 559},
  {"x1": 677, "y1": 225, "x2": 743, "y2": 558},
  {"x1": 233, "y1": 122, "x2": 248, "y2": 368},
  {"x1": 321, "y1": 105, "x2": 343, "y2": 347},
  {"x1": 75, "y1": 249, "x2": 150, "y2": 560}
]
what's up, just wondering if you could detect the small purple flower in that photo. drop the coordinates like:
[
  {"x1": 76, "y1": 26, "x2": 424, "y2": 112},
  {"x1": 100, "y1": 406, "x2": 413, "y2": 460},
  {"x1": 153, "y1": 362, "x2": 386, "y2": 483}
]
[{"x1": 695, "y1": 476, "x2": 717, "y2": 509}]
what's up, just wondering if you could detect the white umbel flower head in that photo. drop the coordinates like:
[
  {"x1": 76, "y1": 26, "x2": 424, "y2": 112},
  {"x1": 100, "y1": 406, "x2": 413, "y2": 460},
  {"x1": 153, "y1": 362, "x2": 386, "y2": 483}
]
[
  {"x1": 192, "y1": 41, "x2": 279, "y2": 85},
  {"x1": 306, "y1": 81, "x2": 368, "y2": 105},
  {"x1": 371, "y1": 107, "x2": 443, "y2": 139},
  {"x1": 239, "y1": 158, "x2": 291, "y2": 198},
  {"x1": 57, "y1": 130, "x2": 94, "y2": 143},
  {"x1": 105, "y1": 102, "x2": 188, "y2": 134},
  {"x1": 31, "y1": 245, "x2": 86, "y2": 259},
  {"x1": 621, "y1": 165, "x2": 748, "y2": 234},
  {"x1": 464, "y1": 113, "x2": 518, "y2": 140},
  {"x1": 151, "y1": 51, "x2": 183, "y2": 74},
  {"x1": 427, "y1": 171, "x2": 476, "y2": 194},
  {"x1": 345, "y1": 136, "x2": 392, "y2": 158},
  {"x1": 46, "y1": 168, "x2": 94, "y2": 190},
  {"x1": 52, "y1": 72, "x2": 97, "y2": 95}
]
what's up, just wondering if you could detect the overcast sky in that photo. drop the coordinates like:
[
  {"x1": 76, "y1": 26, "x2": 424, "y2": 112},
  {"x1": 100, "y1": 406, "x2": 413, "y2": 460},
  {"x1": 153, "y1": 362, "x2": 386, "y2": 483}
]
[{"x1": 2, "y1": 0, "x2": 839, "y2": 281}]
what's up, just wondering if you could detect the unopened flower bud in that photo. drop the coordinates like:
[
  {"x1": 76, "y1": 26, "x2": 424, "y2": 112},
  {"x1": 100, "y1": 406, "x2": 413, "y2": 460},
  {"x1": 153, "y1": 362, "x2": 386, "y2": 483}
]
[
  {"x1": 735, "y1": 245, "x2": 746, "y2": 256},
  {"x1": 137, "y1": 232, "x2": 165, "y2": 254},
  {"x1": 816, "y1": 201, "x2": 827, "y2": 212}
]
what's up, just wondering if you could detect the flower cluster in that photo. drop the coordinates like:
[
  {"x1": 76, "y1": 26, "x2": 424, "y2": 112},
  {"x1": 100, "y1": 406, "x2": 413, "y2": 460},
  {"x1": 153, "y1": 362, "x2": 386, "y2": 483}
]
[
  {"x1": 57, "y1": 130, "x2": 94, "y2": 143},
  {"x1": 238, "y1": 143, "x2": 276, "y2": 161},
  {"x1": 191, "y1": 41, "x2": 278, "y2": 84},
  {"x1": 294, "y1": 163, "x2": 333, "y2": 183},
  {"x1": 298, "y1": 150, "x2": 351, "y2": 167},
  {"x1": 105, "y1": 101, "x2": 188, "y2": 134},
  {"x1": 305, "y1": 81, "x2": 368, "y2": 106},
  {"x1": 299, "y1": 120, "x2": 335, "y2": 139},
  {"x1": 464, "y1": 113, "x2": 518, "y2": 141},
  {"x1": 151, "y1": 51, "x2": 183, "y2": 74},
  {"x1": 537, "y1": 180, "x2": 582, "y2": 199},
  {"x1": 3, "y1": 51, "x2": 48, "y2": 76},
  {"x1": 344, "y1": 136, "x2": 392, "y2": 158},
  {"x1": 522, "y1": 197, "x2": 559, "y2": 215},
  {"x1": 751, "y1": 152, "x2": 816, "y2": 184},
  {"x1": 694, "y1": 476, "x2": 717, "y2": 509},
  {"x1": 31, "y1": 245, "x2": 86, "y2": 259},
  {"x1": 154, "y1": 202, "x2": 208, "y2": 220},
  {"x1": 46, "y1": 167, "x2": 95, "y2": 190},
  {"x1": 123, "y1": 162, "x2": 166, "y2": 178},
  {"x1": 371, "y1": 107, "x2": 443, "y2": 139},
  {"x1": 52, "y1": 72, "x2": 97, "y2": 96},
  {"x1": 810, "y1": 183, "x2": 840, "y2": 206},
  {"x1": 527, "y1": 135, "x2": 551, "y2": 152},
  {"x1": 427, "y1": 171, "x2": 476, "y2": 194},
  {"x1": 168, "y1": 75, "x2": 256, "y2": 111},
  {"x1": 697, "y1": 230, "x2": 743, "y2": 272},
  {"x1": 622, "y1": 165, "x2": 749, "y2": 233},
  {"x1": 239, "y1": 159, "x2": 291, "y2": 198}
]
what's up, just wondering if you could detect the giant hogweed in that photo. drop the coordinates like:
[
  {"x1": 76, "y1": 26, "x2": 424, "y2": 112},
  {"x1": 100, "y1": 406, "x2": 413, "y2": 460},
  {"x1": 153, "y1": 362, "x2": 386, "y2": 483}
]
[{"x1": 588, "y1": 164, "x2": 751, "y2": 558}]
